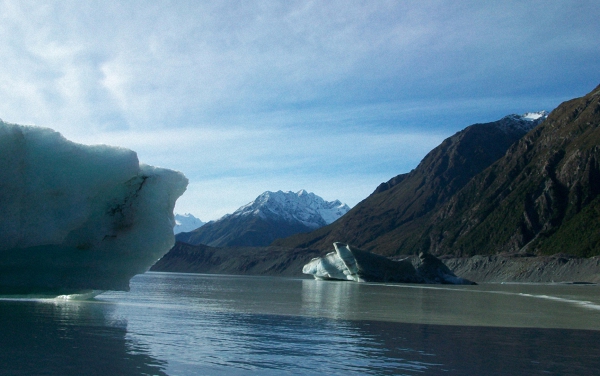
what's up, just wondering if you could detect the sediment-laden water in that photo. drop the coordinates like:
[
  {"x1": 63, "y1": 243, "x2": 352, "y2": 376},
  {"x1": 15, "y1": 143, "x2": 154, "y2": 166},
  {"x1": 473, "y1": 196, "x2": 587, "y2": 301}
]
[{"x1": 1, "y1": 272, "x2": 599, "y2": 375}]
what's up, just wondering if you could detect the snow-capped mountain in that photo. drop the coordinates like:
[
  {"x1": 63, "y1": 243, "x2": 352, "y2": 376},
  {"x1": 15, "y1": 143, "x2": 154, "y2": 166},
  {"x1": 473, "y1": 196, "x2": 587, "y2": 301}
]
[
  {"x1": 176, "y1": 190, "x2": 350, "y2": 247},
  {"x1": 229, "y1": 189, "x2": 350, "y2": 229},
  {"x1": 173, "y1": 213, "x2": 205, "y2": 234}
]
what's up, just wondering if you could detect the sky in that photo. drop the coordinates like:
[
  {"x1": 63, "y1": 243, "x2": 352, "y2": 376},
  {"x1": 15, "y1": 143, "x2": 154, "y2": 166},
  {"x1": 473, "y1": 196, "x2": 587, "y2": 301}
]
[{"x1": 1, "y1": 1, "x2": 599, "y2": 221}]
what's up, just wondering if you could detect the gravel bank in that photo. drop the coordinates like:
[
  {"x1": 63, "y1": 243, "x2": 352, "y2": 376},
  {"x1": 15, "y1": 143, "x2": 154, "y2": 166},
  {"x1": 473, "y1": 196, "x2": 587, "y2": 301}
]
[{"x1": 442, "y1": 254, "x2": 600, "y2": 283}]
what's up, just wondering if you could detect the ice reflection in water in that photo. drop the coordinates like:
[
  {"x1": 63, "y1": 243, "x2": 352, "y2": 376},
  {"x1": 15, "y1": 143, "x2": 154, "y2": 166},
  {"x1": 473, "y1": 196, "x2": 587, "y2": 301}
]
[
  {"x1": 301, "y1": 278, "x2": 600, "y2": 329},
  {"x1": 0, "y1": 297, "x2": 167, "y2": 376}
]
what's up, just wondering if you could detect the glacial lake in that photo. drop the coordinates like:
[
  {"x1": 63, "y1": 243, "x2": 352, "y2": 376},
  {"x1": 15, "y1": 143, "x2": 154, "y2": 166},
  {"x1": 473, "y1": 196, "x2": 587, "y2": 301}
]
[{"x1": 2, "y1": 273, "x2": 600, "y2": 375}]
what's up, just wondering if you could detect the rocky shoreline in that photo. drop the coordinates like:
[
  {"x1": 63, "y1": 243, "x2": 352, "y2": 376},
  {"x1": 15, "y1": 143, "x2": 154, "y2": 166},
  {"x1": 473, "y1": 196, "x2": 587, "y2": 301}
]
[
  {"x1": 440, "y1": 254, "x2": 600, "y2": 284},
  {"x1": 152, "y1": 242, "x2": 600, "y2": 284}
]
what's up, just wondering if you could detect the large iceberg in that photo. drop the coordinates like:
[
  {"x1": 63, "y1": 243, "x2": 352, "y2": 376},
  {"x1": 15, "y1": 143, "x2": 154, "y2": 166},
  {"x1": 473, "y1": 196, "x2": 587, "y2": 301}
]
[
  {"x1": 0, "y1": 121, "x2": 188, "y2": 295},
  {"x1": 303, "y1": 242, "x2": 475, "y2": 284}
]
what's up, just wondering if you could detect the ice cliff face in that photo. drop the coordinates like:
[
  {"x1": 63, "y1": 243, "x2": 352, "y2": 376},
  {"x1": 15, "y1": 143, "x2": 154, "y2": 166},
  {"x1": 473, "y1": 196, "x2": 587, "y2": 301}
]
[
  {"x1": 230, "y1": 190, "x2": 350, "y2": 229},
  {"x1": 0, "y1": 121, "x2": 188, "y2": 295},
  {"x1": 174, "y1": 213, "x2": 205, "y2": 234}
]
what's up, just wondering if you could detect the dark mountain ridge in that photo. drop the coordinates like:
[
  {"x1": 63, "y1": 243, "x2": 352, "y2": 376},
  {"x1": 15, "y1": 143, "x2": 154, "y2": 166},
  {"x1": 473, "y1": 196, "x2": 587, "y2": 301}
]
[
  {"x1": 177, "y1": 214, "x2": 314, "y2": 247},
  {"x1": 151, "y1": 241, "x2": 321, "y2": 277},
  {"x1": 427, "y1": 84, "x2": 600, "y2": 257},
  {"x1": 273, "y1": 112, "x2": 547, "y2": 255}
]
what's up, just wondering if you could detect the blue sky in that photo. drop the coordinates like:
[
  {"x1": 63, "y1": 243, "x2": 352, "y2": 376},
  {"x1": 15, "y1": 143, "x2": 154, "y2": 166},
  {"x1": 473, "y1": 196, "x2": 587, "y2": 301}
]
[{"x1": 1, "y1": 1, "x2": 599, "y2": 220}]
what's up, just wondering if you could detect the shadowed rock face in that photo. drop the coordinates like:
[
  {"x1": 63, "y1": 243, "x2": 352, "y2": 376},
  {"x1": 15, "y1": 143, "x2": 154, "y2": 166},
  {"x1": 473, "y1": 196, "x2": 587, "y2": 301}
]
[{"x1": 303, "y1": 243, "x2": 475, "y2": 285}]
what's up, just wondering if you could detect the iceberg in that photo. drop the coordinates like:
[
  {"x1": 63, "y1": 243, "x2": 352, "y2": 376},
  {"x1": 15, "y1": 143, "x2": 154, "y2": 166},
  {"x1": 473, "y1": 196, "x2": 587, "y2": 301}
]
[
  {"x1": 0, "y1": 121, "x2": 188, "y2": 295},
  {"x1": 303, "y1": 242, "x2": 475, "y2": 285},
  {"x1": 303, "y1": 242, "x2": 421, "y2": 283}
]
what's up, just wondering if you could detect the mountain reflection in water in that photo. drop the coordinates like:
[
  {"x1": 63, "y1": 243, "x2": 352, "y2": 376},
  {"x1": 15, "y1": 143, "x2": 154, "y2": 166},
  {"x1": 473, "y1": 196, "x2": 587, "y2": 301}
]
[{"x1": 1, "y1": 273, "x2": 599, "y2": 375}]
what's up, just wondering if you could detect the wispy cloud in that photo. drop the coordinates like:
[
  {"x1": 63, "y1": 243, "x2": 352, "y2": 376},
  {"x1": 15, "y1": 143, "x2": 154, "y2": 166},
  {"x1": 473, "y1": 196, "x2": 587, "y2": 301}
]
[
  {"x1": 0, "y1": 0, "x2": 599, "y2": 219},
  {"x1": 71, "y1": 120, "x2": 446, "y2": 219}
]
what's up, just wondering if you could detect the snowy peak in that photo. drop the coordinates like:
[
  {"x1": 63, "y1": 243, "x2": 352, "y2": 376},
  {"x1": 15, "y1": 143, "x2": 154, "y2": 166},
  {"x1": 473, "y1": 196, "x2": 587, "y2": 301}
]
[
  {"x1": 174, "y1": 213, "x2": 205, "y2": 234},
  {"x1": 521, "y1": 111, "x2": 549, "y2": 121},
  {"x1": 231, "y1": 190, "x2": 350, "y2": 229},
  {"x1": 504, "y1": 110, "x2": 549, "y2": 122},
  {"x1": 498, "y1": 111, "x2": 549, "y2": 133}
]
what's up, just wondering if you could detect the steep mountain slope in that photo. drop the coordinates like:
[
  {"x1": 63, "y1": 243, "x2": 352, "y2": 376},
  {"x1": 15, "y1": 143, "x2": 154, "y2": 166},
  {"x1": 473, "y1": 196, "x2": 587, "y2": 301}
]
[
  {"x1": 177, "y1": 190, "x2": 349, "y2": 247},
  {"x1": 273, "y1": 112, "x2": 548, "y2": 255},
  {"x1": 426, "y1": 84, "x2": 600, "y2": 257}
]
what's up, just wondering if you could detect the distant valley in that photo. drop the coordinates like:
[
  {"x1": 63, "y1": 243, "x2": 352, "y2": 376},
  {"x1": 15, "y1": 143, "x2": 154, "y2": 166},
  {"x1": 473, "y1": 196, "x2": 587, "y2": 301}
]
[{"x1": 158, "y1": 84, "x2": 600, "y2": 281}]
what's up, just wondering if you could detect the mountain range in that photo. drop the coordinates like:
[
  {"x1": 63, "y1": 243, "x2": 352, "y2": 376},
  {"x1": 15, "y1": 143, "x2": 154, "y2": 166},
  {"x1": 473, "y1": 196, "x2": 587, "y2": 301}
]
[
  {"x1": 275, "y1": 85, "x2": 600, "y2": 258},
  {"x1": 176, "y1": 190, "x2": 350, "y2": 247}
]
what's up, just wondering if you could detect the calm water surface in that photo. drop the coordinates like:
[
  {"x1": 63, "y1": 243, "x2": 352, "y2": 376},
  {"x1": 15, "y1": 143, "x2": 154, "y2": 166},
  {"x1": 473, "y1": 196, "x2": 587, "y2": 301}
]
[{"x1": 1, "y1": 272, "x2": 600, "y2": 375}]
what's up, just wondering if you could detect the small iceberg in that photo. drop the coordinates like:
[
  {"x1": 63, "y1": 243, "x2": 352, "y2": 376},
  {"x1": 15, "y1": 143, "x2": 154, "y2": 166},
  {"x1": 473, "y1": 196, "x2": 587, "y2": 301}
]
[{"x1": 303, "y1": 242, "x2": 475, "y2": 285}]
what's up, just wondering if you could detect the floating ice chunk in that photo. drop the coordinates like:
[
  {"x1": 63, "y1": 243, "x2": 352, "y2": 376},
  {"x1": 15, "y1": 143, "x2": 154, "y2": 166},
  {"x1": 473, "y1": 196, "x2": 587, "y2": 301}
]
[
  {"x1": 303, "y1": 242, "x2": 420, "y2": 283},
  {"x1": 303, "y1": 243, "x2": 361, "y2": 281},
  {"x1": 0, "y1": 121, "x2": 188, "y2": 295},
  {"x1": 303, "y1": 243, "x2": 475, "y2": 284}
]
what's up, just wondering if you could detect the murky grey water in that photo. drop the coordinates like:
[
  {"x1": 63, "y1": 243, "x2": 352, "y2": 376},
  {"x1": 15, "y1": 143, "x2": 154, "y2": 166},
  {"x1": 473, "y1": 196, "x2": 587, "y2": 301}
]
[{"x1": 1, "y1": 272, "x2": 600, "y2": 375}]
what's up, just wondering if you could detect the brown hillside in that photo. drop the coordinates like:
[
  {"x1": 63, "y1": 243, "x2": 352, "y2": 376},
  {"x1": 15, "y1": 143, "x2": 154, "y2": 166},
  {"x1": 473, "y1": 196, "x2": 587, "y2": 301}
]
[
  {"x1": 427, "y1": 84, "x2": 600, "y2": 257},
  {"x1": 273, "y1": 113, "x2": 545, "y2": 255}
]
